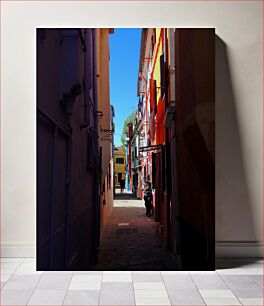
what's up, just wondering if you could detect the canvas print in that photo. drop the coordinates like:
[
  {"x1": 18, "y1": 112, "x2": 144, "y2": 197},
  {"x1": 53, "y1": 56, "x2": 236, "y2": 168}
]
[{"x1": 37, "y1": 28, "x2": 215, "y2": 271}]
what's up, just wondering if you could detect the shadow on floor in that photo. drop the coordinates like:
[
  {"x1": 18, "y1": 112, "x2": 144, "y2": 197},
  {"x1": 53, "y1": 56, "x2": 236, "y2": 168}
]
[{"x1": 215, "y1": 257, "x2": 263, "y2": 269}]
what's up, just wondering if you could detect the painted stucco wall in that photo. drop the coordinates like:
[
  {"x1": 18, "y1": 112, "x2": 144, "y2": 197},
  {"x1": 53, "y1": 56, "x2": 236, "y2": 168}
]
[
  {"x1": 1, "y1": 1, "x2": 262, "y2": 257},
  {"x1": 153, "y1": 28, "x2": 163, "y2": 114},
  {"x1": 114, "y1": 148, "x2": 126, "y2": 184},
  {"x1": 96, "y1": 29, "x2": 114, "y2": 239},
  {"x1": 22, "y1": 28, "x2": 99, "y2": 270}
]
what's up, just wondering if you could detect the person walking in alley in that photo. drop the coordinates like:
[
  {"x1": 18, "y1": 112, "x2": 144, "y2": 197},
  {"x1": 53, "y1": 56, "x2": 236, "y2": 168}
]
[{"x1": 144, "y1": 181, "x2": 153, "y2": 217}]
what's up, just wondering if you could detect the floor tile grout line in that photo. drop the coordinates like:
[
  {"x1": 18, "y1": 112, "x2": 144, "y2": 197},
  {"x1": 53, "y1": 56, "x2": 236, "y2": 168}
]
[
  {"x1": 25, "y1": 267, "x2": 45, "y2": 305},
  {"x1": 61, "y1": 271, "x2": 74, "y2": 306},
  {"x1": 8, "y1": 256, "x2": 26, "y2": 273},
  {"x1": 98, "y1": 271, "x2": 105, "y2": 306},
  {"x1": 248, "y1": 274, "x2": 263, "y2": 289},
  {"x1": 240, "y1": 297, "x2": 264, "y2": 306},
  {"x1": 98, "y1": 270, "x2": 103, "y2": 306},
  {"x1": 188, "y1": 271, "x2": 208, "y2": 306},
  {"x1": 131, "y1": 271, "x2": 137, "y2": 306},
  {"x1": 217, "y1": 271, "x2": 247, "y2": 305},
  {"x1": 160, "y1": 269, "x2": 172, "y2": 305},
  {"x1": 1, "y1": 256, "x2": 28, "y2": 290},
  {"x1": 1, "y1": 275, "x2": 10, "y2": 290}
]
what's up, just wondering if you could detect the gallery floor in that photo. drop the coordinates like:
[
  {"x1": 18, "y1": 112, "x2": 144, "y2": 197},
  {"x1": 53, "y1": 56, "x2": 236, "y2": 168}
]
[{"x1": 1, "y1": 257, "x2": 263, "y2": 305}]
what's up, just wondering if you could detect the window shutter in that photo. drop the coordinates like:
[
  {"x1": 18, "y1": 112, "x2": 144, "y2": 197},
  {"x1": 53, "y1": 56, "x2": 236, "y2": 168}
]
[
  {"x1": 160, "y1": 54, "x2": 166, "y2": 99},
  {"x1": 150, "y1": 79, "x2": 157, "y2": 114}
]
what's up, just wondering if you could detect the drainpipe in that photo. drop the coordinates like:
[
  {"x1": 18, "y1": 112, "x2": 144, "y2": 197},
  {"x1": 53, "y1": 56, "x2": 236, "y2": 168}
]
[{"x1": 80, "y1": 29, "x2": 91, "y2": 129}]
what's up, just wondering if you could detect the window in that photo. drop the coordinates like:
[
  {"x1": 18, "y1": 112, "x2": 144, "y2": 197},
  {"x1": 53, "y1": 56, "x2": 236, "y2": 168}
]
[
  {"x1": 116, "y1": 158, "x2": 124, "y2": 164},
  {"x1": 118, "y1": 173, "x2": 122, "y2": 182}
]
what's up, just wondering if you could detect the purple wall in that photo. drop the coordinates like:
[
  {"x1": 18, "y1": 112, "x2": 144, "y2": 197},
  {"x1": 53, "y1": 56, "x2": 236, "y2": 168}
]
[{"x1": 37, "y1": 29, "x2": 99, "y2": 270}]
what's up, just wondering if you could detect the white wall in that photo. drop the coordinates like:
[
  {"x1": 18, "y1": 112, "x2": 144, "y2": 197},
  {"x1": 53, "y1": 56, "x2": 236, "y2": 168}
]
[{"x1": 1, "y1": 1, "x2": 262, "y2": 257}]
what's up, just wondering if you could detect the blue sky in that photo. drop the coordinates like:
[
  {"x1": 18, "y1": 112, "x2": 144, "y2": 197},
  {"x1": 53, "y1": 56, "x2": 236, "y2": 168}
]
[{"x1": 109, "y1": 28, "x2": 141, "y2": 146}]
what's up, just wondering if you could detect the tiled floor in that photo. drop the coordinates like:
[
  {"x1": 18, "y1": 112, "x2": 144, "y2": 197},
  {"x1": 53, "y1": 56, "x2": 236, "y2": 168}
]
[{"x1": 0, "y1": 257, "x2": 263, "y2": 305}]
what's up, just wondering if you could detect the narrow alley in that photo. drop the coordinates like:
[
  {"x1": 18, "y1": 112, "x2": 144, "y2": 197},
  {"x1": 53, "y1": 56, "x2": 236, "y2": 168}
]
[
  {"x1": 37, "y1": 27, "x2": 215, "y2": 271},
  {"x1": 92, "y1": 191, "x2": 179, "y2": 271}
]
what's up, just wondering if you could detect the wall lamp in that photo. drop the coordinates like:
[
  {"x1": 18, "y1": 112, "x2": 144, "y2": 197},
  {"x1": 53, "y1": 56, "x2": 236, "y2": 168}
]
[{"x1": 95, "y1": 111, "x2": 103, "y2": 118}]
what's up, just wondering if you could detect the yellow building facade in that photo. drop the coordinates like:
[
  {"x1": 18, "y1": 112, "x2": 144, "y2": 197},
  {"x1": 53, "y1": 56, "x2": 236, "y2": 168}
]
[{"x1": 114, "y1": 147, "x2": 126, "y2": 186}]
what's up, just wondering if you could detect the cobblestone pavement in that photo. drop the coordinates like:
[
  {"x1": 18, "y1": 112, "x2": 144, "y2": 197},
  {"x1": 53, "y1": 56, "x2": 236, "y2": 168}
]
[{"x1": 92, "y1": 192, "x2": 179, "y2": 271}]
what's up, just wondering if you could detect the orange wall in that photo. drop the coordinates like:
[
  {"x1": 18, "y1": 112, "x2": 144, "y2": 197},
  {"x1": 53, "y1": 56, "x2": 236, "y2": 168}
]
[{"x1": 97, "y1": 29, "x2": 114, "y2": 240}]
